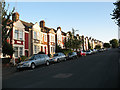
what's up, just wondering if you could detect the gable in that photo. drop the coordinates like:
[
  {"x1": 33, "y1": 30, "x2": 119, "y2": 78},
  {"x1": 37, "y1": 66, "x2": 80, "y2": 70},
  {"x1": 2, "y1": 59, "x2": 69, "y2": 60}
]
[
  {"x1": 49, "y1": 29, "x2": 55, "y2": 34},
  {"x1": 13, "y1": 20, "x2": 25, "y2": 29},
  {"x1": 57, "y1": 29, "x2": 61, "y2": 35},
  {"x1": 33, "y1": 22, "x2": 41, "y2": 31}
]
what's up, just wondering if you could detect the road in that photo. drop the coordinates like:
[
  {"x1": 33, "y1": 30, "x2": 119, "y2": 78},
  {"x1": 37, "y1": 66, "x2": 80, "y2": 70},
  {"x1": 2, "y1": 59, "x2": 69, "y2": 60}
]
[{"x1": 2, "y1": 49, "x2": 120, "y2": 88}]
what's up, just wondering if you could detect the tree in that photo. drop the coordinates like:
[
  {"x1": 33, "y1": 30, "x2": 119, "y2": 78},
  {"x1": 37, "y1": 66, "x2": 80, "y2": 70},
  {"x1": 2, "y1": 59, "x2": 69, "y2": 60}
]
[
  {"x1": 72, "y1": 36, "x2": 82, "y2": 51},
  {"x1": 55, "y1": 45, "x2": 62, "y2": 53},
  {"x1": 95, "y1": 45, "x2": 101, "y2": 49},
  {"x1": 109, "y1": 39, "x2": 119, "y2": 48},
  {"x1": 64, "y1": 30, "x2": 82, "y2": 51},
  {"x1": 2, "y1": 1, "x2": 15, "y2": 56},
  {"x1": 2, "y1": 41, "x2": 14, "y2": 57},
  {"x1": 103, "y1": 43, "x2": 111, "y2": 48},
  {"x1": 111, "y1": 0, "x2": 120, "y2": 26}
]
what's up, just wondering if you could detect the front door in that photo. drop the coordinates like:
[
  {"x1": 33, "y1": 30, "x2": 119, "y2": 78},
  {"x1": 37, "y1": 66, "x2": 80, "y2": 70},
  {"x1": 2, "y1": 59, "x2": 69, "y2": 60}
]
[
  {"x1": 41, "y1": 46, "x2": 43, "y2": 52},
  {"x1": 45, "y1": 46, "x2": 46, "y2": 54}
]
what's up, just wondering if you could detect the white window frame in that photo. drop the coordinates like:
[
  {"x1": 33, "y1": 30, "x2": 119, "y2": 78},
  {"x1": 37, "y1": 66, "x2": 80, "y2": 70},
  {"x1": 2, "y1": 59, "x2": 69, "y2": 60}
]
[
  {"x1": 34, "y1": 31, "x2": 37, "y2": 39},
  {"x1": 34, "y1": 45, "x2": 37, "y2": 54},
  {"x1": 14, "y1": 30, "x2": 24, "y2": 40},
  {"x1": 19, "y1": 47, "x2": 23, "y2": 56},
  {"x1": 44, "y1": 34, "x2": 47, "y2": 42},
  {"x1": 19, "y1": 31, "x2": 23, "y2": 40},
  {"x1": 14, "y1": 30, "x2": 19, "y2": 39},
  {"x1": 14, "y1": 47, "x2": 18, "y2": 57}
]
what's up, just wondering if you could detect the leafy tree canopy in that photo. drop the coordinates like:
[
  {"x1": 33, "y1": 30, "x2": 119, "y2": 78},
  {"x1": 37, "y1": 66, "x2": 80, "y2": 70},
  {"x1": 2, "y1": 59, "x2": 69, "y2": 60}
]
[
  {"x1": 2, "y1": 1, "x2": 15, "y2": 56},
  {"x1": 111, "y1": 0, "x2": 120, "y2": 26},
  {"x1": 103, "y1": 43, "x2": 111, "y2": 48},
  {"x1": 109, "y1": 39, "x2": 119, "y2": 48},
  {"x1": 95, "y1": 45, "x2": 101, "y2": 49}
]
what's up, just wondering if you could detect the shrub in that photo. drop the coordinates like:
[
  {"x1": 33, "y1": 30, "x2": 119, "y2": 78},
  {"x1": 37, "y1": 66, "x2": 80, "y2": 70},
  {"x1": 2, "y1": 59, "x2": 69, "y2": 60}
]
[
  {"x1": 2, "y1": 58, "x2": 11, "y2": 64},
  {"x1": 17, "y1": 56, "x2": 27, "y2": 63},
  {"x1": 48, "y1": 54, "x2": 52, "y2": 58},
  {"x1": 62, "y1": 49, "x2": 73, "y2": 56}
]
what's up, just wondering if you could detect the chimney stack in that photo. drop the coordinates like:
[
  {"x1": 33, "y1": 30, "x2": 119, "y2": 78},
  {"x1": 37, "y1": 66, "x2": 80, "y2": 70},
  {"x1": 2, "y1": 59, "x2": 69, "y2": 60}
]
[
  {"x1": 40, "y1": 20, "x2": 45, "y2": 28},
  {"x1": 12, "y1": 12, "x2": 19, "y2": 22},
  {"x1": 57, "y1": 26, "x2": 61, "y2": 31}
]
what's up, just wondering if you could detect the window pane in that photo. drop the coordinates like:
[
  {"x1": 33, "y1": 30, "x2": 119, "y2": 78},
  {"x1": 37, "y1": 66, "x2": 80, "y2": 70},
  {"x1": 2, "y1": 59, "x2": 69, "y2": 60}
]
[
  {"x1": 19, "y1": 31, "x2": 23, "y2": 40},
  {"x1": 14, "y1": 47, "x2": 18, "y2": 57},
  {"x1": 15, "y1": 30, "x2": 19, "y2": 39},
  {"x1": 34, "y1": 45, "x2": 37, "y2": 53},
  {"x1": 37, "y1": 32, "x2": 40, "y2": 39},
  {"x1": 19, "y1": 47, "x2": 23, "y2": 56},
  {"x1": 44, "y1": 35, "x2": 46, "y2": 42},
  {"x1": 34, "y1": 31, "x2": 37, "y2": 39}
]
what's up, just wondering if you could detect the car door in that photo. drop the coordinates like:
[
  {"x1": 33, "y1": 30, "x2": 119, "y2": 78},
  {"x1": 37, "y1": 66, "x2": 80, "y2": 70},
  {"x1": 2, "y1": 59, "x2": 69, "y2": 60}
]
[
  {"x1": 45, "y1": 55, "x2": 50, "y2": 62},
  {"x1": 61, "y1": 53, "x2": 65, "y2": 60},
  {"x1": 39, "y1": 54, "x2": 45, "y2": 64},
  {"x1": 34, "y1": 55, "x2": 41, "y2": 66},
  {"x1": 58, "y1": 53, "x2": 61, "y2": 61}
]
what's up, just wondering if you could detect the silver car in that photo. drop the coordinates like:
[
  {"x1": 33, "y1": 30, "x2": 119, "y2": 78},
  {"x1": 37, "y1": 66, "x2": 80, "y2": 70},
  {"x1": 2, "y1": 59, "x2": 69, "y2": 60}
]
[
  {"x1": 86, "y1": 50, "x2": 93, "y2": 55},
  {"x1": 51, "y1": 53, "x2": 66, "y2": 63},
  {"x1": 17, "y1": 54, "x2": 50, "y2": 70}
]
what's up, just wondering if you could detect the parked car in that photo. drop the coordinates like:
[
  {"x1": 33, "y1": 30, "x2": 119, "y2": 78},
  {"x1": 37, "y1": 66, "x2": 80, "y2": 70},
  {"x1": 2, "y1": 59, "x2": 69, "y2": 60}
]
[
  {"x1": 17, "y1": 54, "x2": 50, "y2": 70},
  {"x1": 77, "y1": 50, "x2": 86, "y2": 56},
  {"x1": 86, "y1": 50, "x2": 93, "y2": 55},
  {"x1": 51, "y1": 53, "x2": 66, "y2": 63},
  {"x1": 67, "y1": 52, "x2": 77, "y2": 60},
  {"x1": 98, "y1": 48, "x2": 104, "y2": 52},
  {"x1": 118, "y1": 47, "x2": 120, "y2": 49},
  {"x1": 91, "y1": 49, "x2": 97, "y2": 53}
]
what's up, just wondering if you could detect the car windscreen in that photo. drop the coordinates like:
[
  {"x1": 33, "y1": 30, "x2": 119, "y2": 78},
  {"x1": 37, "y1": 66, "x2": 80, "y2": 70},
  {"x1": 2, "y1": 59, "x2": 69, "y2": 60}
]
[
  {"x1": 86, "y1": 50, "x2": 90, "y2": 52},
  {"x1": 68, "y1": 53, "x2": 72, "y2": 55},
  {"x1": 28, "y1": 55, "x2": 35, "y2": 60},
  {"x1": 53, "y1": 54, "x2": 58, "y2": 57}
]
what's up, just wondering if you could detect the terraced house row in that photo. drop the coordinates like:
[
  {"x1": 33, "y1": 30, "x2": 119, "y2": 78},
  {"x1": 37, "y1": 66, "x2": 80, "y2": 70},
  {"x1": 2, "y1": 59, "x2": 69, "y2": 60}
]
[{"x1": 6, "y1": 12, "x2": 103, "y2": 60}]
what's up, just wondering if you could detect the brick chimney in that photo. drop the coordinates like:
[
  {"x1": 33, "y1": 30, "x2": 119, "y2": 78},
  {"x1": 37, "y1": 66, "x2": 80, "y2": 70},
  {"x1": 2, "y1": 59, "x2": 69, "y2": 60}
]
[
  {"x1": 40, "y1": 20, "x2": 45, "y2": 28},
  {"x1": 12, "y1": 12, "x2": 19, "y2": 22},
  {"x1": 57, "y1": 26, "x2": 61, "y2": 31}
]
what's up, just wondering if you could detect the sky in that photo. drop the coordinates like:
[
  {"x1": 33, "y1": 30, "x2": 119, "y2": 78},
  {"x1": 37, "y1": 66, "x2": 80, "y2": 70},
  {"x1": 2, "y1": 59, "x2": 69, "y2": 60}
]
[{"x1": 7, "y1": 1, "x2": 118, "y2": 43}]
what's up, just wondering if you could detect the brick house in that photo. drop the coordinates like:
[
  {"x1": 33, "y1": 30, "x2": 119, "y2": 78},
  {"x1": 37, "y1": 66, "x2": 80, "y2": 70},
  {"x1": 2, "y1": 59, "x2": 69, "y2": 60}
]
[
  {"x1": 11, "y1": 12, "x2": 26, "y2": 60},
  {"x1": 61, "y1": 31, "x2": 67, "y2": 49},
  {"x1": 20, "y1": 20, "x2": 33, "y2": 57},
  {"x1": 30, "y1": 22, "x2": 42, "y2": 55},
  {"x1": 47, "y1": 28, "x2": 56, "y2": 56},
  {"x1": 40, "y1": 20, "x2": 56, "y2": 55},
  {"x1": 56, "y1": 27, "x2": 63, "y2": 48}
]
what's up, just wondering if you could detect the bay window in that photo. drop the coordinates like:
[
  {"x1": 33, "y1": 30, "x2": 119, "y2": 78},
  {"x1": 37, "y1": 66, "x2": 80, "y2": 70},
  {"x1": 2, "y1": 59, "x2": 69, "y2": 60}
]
[
  {"x1": 14, "y1": 30, "x2": 23, "y2": 40},
  {"x1": 14, "y1": 47, "x2": 24, "y2": 58},
  {"x1": 14, "y1": 47, "x2": 18, "y2": 57}
]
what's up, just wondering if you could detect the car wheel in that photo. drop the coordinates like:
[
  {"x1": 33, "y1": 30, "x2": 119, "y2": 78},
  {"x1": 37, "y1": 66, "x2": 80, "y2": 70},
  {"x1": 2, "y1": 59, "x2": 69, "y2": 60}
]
[
  {"x1": 16, "y1": 68, "x2": 20, "y2": 71},
  {"x1": 31, "y1": 63, "x2": 35, "y2": 69},
  {"x1": 57, "y1": 59, "x2": 60, "y2": 63},
  {"x1": 46, "y1": 61, "x2": 50, "y2": 66},
  {"x1": 64, "y1": 58, "x2": 67, "y2": 61}
]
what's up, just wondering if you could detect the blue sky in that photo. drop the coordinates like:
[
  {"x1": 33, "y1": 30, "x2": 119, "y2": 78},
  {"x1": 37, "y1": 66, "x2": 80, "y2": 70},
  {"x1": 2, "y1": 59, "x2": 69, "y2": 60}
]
[{"x1": 7, "y1": 2, "x2": 118, "y2": 43}]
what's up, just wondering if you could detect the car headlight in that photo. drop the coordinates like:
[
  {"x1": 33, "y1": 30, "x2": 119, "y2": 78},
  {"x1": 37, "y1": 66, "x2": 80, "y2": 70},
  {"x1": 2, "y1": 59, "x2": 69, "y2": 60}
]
[
  {"x1": 23, "y1": 62, "x2": 29, "y2": 65},
  {"x1": 53, "y1": 58, "x2": 57, "y2": 61}
]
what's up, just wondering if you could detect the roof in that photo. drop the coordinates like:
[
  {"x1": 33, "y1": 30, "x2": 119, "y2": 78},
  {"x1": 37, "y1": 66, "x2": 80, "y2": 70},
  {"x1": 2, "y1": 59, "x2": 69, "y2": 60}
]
[
  {"x1": 61, "y1": 31, "x2": 66, "y2": 36},
  {"x1": 41, "y1": 26, "x2": 51, "y2": 33},
  {"x1": 20, "y1": 20, "x2": 34, "y2": 28}
]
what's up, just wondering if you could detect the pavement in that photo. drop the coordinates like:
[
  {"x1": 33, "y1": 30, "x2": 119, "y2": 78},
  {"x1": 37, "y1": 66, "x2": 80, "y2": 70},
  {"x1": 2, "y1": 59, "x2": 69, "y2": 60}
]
[{"x1": 2, "y1": 48, "x2": 120, "y2": 88}]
